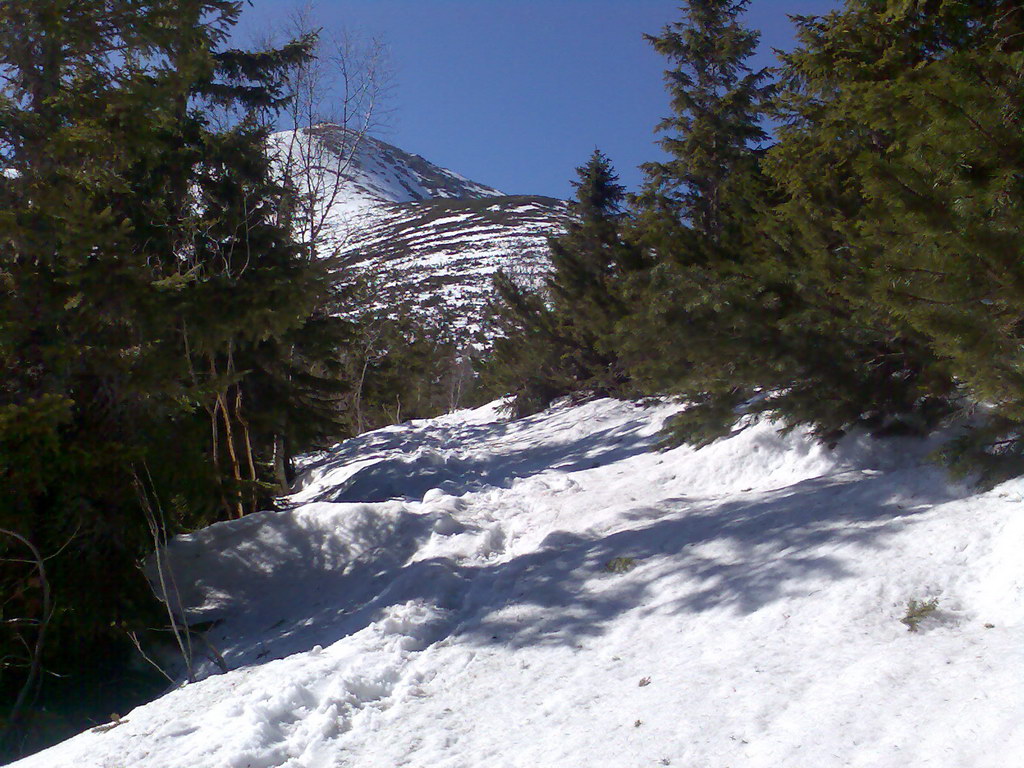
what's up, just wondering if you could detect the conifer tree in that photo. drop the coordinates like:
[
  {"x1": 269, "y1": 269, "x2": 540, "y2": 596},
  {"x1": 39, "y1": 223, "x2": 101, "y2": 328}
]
[
  {"x1": 0, "y1": 1, "x2": 213, "y2": 746},
  {"x1": 483, "y1": 151, "x2": 637, "y2": 415},
  {"x1": 546, "y1": 149, "x2": 638, "y2": 395},
  {"x1": 624, "y1": 0, "x2": 976, "y2": 449},
  {"x1": 619, "y1": 0, "x2": 775, "y2": 441},
  {"x1": 637, "y1": 0, "x2": 770, "y2": 242},
  {"x1": 0, "y1": 1, "x2": 347, "y2": 749},
  {"x1": 767, "y1": 0, "x2": 1024, "y2": 476},
  {"x1": 484, "y1": 268, "x2": 566, "y2": 417}
]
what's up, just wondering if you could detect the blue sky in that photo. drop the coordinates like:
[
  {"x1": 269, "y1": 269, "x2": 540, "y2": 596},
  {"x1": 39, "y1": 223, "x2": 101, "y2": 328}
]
[{"x1": 237, "y1": 1, "x2": 841, "y2": 199}]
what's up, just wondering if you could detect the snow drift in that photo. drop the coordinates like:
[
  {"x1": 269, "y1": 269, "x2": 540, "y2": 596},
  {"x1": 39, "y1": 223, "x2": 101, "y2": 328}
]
[{"x1": 14, "y1": 398, "x2": 1024, "y2": 767}]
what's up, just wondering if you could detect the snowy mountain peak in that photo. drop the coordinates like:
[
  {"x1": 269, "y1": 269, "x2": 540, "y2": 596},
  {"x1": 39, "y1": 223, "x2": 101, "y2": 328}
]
[
  {"x1": 270, "y1": 124, "x2": 504, "y2": 214},
  {"x1": 267, "y1": 124, "x2": 572, "y2": 333}
]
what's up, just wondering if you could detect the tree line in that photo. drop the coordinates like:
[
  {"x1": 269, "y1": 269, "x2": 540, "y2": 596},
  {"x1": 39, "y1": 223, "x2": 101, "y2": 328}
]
[{"x1": 486, "y1": 0, "x2": 1024, "y2": 486}]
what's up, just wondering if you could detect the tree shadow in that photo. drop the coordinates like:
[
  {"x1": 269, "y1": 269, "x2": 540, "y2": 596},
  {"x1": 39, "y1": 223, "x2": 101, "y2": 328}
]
[
  {"x1": 181, "y1": 459, "x2": 967, "y2": 679},
  {"x1": 293, "y1": 402, "x2": 665, "y2": 504},
  {"x1": 450, "y1": 465, "x2": 965, "y2": 648}
]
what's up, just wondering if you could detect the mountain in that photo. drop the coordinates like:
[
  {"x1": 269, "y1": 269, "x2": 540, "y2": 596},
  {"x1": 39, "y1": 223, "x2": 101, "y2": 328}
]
[
  {"x1": 272, "y1": 125, "x2": 506, "y2": 213},
  {"x1": 339, "y1": 194, "x2": 569, "y2": 335},
  {"x1": 271, "y1": 125, "x2": 571, "y2": 335},
  {"x1": 14, "y1": 397, "x2": 1023, "y2": 767}
]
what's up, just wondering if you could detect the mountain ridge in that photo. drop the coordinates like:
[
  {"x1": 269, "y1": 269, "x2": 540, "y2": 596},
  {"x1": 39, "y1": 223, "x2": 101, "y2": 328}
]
[{"x1": 272, "y1": 125, "x2": 571, "y2": 333}]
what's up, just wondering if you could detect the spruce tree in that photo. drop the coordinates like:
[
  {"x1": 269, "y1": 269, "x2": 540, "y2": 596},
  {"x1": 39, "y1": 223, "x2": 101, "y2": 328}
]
[
  {"x1": 546, "y1": 149, "x2": 638, "y2": 395},
  {"x1": 483, "y1": 151, "x2": 638, "y2": 415},
  {"x1": 624, "y1": 0, "x2": 981, "y2": 449},
  {"x1": 619, "y1": 0, "x2": 774, "y2": 441},
  {"x1": 0, "y1": 1, "x2": 216, "y2": 747},
  {"x1": 767, "y1": 0, "x2": 1024, "y2": 477},
  {"x1": 484, "y1": 268, "x2": 566, "y2": 417},
  {"x1": 637, "y1": 0, "x2": 770, "y2": 241},
  {"x1": 0, "y1": 1, "x2": 347, "y2": 750}
]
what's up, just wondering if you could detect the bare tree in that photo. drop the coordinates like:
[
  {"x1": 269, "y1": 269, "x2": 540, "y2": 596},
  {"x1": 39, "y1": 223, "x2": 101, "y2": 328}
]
[
  {"x1": 247, "y1": 4, "x2": 393, "y2": 480},
  {"x1": 258, "y1": 3, "x2": 393, "y2": 260}
]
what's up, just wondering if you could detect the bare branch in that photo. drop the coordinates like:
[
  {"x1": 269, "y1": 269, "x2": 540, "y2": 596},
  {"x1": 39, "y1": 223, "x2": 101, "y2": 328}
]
[
  {"x1": 132, "y1": 466, "x2": 195, "y2": 683},
  {"x1": 255, "y1": 4, "x2": 393, "y2": 258},
  {"x1": 0, "y1": 527, "x2": 53, "y2": 751}
]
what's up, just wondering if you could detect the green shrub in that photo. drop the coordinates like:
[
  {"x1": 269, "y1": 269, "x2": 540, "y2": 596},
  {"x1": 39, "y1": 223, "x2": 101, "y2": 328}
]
[
  {"x1": 900, "y1": 598, "x2": 939, "y2": 632},
  {"x1": 605, "y1": 556, "x2": 637, "y2": 574}
]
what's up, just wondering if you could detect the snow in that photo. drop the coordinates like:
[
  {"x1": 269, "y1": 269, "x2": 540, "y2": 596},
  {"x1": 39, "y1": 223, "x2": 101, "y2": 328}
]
[
  {"x1": 267, "y1": 127, "x2": 503, "y2": 212},
  {"x1": 261, "y1": 125, "x2": 567, "y2": 333},
  {"x1": 14, "y1": 398, "x2": 1024, "y2": 768}
]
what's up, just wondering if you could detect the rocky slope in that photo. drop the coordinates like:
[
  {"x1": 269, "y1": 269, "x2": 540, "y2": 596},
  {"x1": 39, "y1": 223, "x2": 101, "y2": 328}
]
[{"x1": 274, "y1": 125, "x2": 571, "y2": 335}]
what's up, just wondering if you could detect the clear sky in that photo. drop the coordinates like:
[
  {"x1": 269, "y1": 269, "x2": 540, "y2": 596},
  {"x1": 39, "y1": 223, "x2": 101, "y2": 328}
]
[{"x1": 235, "y1": 0, "x2": 841, "y2": 199}]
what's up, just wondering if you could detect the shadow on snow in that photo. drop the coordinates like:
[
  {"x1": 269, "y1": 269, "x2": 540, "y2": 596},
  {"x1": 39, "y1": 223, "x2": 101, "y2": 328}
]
[
  {"x1": 294, "y1": 405, "x2": 661, "y2": 504},
  {"x1": 190, "y1": 458, "x2": 966, "y2": 677}
]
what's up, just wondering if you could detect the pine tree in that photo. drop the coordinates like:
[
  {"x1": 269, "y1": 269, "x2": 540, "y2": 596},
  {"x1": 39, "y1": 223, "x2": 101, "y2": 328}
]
[
  {"x1": 749, "y1": 0, "x2": 961, "y2": 442},
  {"x1": 482, "y1": 151, "x2": 638, "y2": 416},
  {"x1": 483, "y1": 268, "x2": 566, "y2": 417},
  {"x1": 637, "y1": 0, "x2": 770, "y2": 242},
  {"x1": 0, "y1": 1, "x2": 217, "y2": 747},
  {"x1": 0, "y1": 1, "x2": 346, "y2": 750},
  {"x1": 546, "y1": 149, "x2": 638, "y2": 395},
  {"x1": 767, "y1": 0, "x2": 1024, "y2": 477},
  {"x1": 624, "y1": 0, "x2": 985, "y2": 450},
  {"x1": 618, "y1": 0, "x2": 775, "y2": 441}
]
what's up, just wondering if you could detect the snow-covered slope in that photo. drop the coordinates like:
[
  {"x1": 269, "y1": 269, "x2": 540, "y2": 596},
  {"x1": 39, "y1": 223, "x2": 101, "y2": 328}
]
[
  {"x1": 16, "y1": 398, "x2": 1024, "y2": 768},
  {"x1": 271, "y1": 125, "x2": 570, "y2": 331},
  {"x1": 270, "y1": 125, "x2": 505, "y2": 213},
  {"x1": 340, "y1": 194, "x2": 569, "y2": 333}
]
